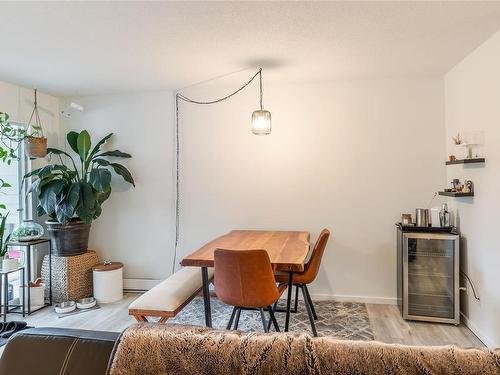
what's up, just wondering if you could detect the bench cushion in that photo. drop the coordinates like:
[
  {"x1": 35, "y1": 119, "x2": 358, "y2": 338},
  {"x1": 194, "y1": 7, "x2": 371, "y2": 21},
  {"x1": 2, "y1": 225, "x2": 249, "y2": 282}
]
[{"x1": 129, "y1": 267, "x2": 213, "y2": 316}]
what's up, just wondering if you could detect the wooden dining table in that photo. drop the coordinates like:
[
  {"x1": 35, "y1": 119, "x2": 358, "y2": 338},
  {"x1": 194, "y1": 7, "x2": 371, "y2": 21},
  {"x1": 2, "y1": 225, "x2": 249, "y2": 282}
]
[{"x1": 181, "y1": 230, "x2": 310, "y2": 331}]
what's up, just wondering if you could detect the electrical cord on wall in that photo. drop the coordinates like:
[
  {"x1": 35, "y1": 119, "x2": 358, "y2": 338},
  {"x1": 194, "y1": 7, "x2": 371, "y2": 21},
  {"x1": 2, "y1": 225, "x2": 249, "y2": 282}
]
[
  {"x1": 171, "y1": 68, "x2": 264, "y2": 274},
  {"x1": 460, "y1": 270, "x2": 480, "y2": 301}
]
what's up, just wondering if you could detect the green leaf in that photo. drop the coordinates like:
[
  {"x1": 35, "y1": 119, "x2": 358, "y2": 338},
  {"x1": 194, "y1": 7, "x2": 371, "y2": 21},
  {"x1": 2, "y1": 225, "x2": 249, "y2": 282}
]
[
  {"x1": 93, "y1": 158, "x2": 110, "y2": 166},
  {"x1": 89, "y1": 169, "x2": 112, "y2": 192},
  {"x1": 39, "y1": 180, "x2": 65, "y2": 215},
  {"x1": 27, "y1": 178, "x2": 42, "y2": 195},
  {"x1": 95, "y1": 188, "x2": 111, "y2": 204},
  {"x1": 76, "y1": 182, "x2": 95, "y2": 224},
  {"x1": 0, "y1": 204, "x2": 6, "y2": 210},
  {"x1": 66, "y1": 131, "x2": 79, "y2": 154},
  {"x1": 36, "y1": 205, "x2": 46, "y2": 217},
  {"x1": 109, "y1": 163, "x2": 135, "y2": 187},
  {"x1": 89, "y1": 133, "x2": 113, "y2": 160},
  {"x1": 55, "y1": 182, "x2": 81, "y2": 223},
  {"x1": 1, "y1": 181, "x2": 11, "y2": 188},
  {"x1": 97, "y1": 150, "x2": 131, "y2": 158},
  {"x1": 76, "y1": 130, "x2": 91, "y2": 162},
  {"x1": 93, "y1": 200, "x2": 102, "y2": 219}
]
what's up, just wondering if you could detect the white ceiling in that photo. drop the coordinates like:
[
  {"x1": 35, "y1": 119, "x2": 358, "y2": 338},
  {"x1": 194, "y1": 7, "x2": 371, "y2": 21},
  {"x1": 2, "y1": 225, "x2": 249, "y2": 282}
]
[{"x1": 1, "y1": 1, "x2": 500, "y2": 97}]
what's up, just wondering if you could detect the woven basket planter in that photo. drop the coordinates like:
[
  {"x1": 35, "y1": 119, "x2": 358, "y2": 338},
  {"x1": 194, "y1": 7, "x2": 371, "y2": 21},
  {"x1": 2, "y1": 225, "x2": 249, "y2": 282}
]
[
  {"x1": 41, "y1": 250, "x2": 100, "y2": 303},
  {"x1": 24, "y1": 136, "x2": 48, "y2": 158}
]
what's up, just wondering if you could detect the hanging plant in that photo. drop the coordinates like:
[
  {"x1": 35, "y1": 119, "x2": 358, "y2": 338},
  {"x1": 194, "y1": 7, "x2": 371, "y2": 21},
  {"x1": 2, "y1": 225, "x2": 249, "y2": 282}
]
[{"x1": 24, "y1": 89, "x2": 48, "y2": 158}]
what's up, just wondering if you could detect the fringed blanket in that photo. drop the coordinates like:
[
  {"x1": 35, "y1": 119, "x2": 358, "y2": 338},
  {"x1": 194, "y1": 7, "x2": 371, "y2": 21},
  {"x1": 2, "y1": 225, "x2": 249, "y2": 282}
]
[{"x1": 108, "y1": 323, "x2": 500, "y2": 375}]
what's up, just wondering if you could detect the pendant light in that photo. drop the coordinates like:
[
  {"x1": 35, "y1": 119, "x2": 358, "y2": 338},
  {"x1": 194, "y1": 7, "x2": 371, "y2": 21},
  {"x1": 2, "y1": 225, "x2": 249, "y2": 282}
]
[{"x1": 251, "y1": 70, "x2": 271, "y2": 135}]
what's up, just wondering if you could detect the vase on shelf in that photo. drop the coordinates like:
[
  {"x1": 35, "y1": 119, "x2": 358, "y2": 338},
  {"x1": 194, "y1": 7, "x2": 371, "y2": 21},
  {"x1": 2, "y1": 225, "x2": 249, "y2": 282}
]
[{"x1": 12, "y1": 220, "x2": 44, "y2": 242}]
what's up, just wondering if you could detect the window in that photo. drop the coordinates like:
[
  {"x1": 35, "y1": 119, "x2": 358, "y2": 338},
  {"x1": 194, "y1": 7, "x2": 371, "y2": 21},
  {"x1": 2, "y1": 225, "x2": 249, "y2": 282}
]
[{"x1": 0, "y1": 121, "x2": 26, "y2": 231}]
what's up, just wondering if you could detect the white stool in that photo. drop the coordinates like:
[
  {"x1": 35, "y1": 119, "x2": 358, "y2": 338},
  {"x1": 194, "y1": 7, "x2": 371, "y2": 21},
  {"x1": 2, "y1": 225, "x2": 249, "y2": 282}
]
[{"x1": 92, "y1": 262, "x2": 123, "y2": 303}]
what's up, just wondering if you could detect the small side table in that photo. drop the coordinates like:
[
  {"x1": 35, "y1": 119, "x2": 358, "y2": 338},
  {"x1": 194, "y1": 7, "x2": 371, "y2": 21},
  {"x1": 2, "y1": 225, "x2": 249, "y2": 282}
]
[
  {"x1": 5, "y1": 238, "x2": 52, "y2": 315},
  {"x1": 0, "y1": 267, "x2": 25, "y2": 322}
]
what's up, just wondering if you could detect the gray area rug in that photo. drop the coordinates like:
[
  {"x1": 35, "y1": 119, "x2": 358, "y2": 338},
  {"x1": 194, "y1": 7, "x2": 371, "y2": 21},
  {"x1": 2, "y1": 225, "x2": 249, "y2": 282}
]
[{"x1": 170, "y1": 297, "x2": 374, "y2": 340}]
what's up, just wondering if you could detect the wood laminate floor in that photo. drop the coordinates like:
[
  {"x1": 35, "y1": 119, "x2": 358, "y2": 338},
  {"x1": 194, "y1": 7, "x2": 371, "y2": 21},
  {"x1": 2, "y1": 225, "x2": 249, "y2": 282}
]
[{"x1": 3, "y1": 293, "x2": 484, "y2": 348}]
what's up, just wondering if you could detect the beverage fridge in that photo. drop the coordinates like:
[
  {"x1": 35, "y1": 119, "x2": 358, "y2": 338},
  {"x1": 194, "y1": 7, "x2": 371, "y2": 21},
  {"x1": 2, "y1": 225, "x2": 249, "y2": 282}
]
[{"x1": 397, "y1": 225, "x2": 460, "y2": 325}]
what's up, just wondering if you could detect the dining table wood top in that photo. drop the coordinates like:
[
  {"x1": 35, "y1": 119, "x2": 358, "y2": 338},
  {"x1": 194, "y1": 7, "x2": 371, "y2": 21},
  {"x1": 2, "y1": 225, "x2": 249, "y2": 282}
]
[{"x1": 181, "y1": 230, "x2": 311, "y2": 272}]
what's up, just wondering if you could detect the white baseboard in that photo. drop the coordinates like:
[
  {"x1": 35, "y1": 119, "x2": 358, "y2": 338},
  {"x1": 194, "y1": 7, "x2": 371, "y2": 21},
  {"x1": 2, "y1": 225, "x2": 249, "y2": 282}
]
[
  {"x1": 460, "y1": 312, "x2": 497, "y2": 349},
  {"x1": 123, "y1": 278, "x2": 161, "y2": 292},
  {"x1": 123, "y1": 278, "x2": 397, "y2": 305},
  {"x1": 309, "y1": 293, "x2": 397, "y2": 305}
]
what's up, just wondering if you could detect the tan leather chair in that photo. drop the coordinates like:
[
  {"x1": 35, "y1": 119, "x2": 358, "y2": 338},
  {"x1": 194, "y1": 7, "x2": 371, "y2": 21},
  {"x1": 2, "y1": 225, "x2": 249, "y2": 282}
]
[
  {"x1": 274, "y1": 229, "x2": 330, "y2": 336},
  {"x1": 214, "y1": 248, "x2": 286, "y2": 332}
]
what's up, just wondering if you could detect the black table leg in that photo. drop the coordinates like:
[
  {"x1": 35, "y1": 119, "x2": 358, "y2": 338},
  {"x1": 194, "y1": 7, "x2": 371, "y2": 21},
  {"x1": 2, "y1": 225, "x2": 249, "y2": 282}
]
[
  {"x1": 26, "y1": 245, "x2": 31, "y2": 315},
  {"x1": 48, "y1": 241, "x2": 52, "y2": 305},
  {"x1": 201, "y1": 267, "x2": 212, "y2": 327},
  {"x1": 2, "y1": 274, "x2": 6, "y2": 323},
  {"x1": 284, "y1": 271, "x2": 294, "y2": 332},
  {"x1": 21, "y1": 268, "x2": 25, "y2": 318}
]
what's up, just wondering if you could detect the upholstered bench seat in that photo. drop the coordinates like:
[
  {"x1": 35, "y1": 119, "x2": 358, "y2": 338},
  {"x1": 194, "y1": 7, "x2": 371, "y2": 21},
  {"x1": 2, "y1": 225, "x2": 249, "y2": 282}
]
[{"x1": 129, "y1": 267, "x2": 213, "y2": 323}]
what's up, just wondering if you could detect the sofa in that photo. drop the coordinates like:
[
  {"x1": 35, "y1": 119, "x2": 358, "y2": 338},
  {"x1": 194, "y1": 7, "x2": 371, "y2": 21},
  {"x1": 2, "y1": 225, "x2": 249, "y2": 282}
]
[{"x1": 1, "y1": 324, "x2": 499, "y2": 375}]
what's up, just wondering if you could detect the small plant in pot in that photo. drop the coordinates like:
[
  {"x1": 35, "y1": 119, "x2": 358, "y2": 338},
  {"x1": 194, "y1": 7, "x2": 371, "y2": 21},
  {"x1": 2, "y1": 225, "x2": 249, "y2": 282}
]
[
  {"x1": 25, "y1": 130, "x2": 135, "y2": 256},
  {"x1": 24, "y1": 89, "x2": 48, "y2": 158}
]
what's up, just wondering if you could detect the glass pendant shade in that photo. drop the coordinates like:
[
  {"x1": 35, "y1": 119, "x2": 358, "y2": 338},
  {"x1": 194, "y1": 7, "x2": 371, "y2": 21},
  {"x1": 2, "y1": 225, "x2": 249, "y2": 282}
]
[{"x1": 251, "y1": 110, "x2": 271, "y2": 135}]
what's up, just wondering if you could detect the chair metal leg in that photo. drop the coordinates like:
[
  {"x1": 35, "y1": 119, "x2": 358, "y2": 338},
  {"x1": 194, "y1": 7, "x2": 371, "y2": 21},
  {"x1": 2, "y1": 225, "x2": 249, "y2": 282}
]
[
  {"x1": 303, "y1": 285, "x2": 317, "y2": 320},
  {"x1": 234, "y1": 308, "x2": 241, "y2": 329},
  {"x1": 267, "y1": 305, "x2": 280, "y2": 332},
  {"x1": 294, "y1": 285, "x2": 299, "y2": 312},
  {"x1": 259, "y1": 308, "x2": 269, "y2": 333},
  {"x1": 227, "y1": 306, "x2": 237, "y2": 330},
  {"x1": 300, "y1": 285, "x2": 317, "y2": 337}
]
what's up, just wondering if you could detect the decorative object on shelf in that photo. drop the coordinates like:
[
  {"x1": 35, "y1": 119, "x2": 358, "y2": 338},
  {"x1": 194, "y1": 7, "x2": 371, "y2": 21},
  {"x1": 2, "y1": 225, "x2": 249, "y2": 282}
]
[
  {"x1": 415, "y1": 208, "x2": 429, "y2": 227},
  {"x1": 174, "y1": 68, "x2": 271, "y2": 273},
  {"x1": 24, "y1": 130, "x2": 135, "y2": 256},
  {"x1": 448, "y1": 155, "x2": 456, "y2": 162},
  {"x1": 24, "y1": 89, "x2": 48, "y2": 158},
  {"x1": 1, "y1": 257, "x2": 19, "y2": 272},
  {"x1": 430, "y1": 207, "x2": 440, "y2": 227},
  {"x1": 452, "y1": 133, "x2": 462, "y2": 146},
  {"x1": 21, "y1": 280, "x2": 46, "y2": 310},
  {"x1": 439, "y1": 203, "x2": 450, "y2": 227},
  {"x1": 41, "y1": 250, "x2": 99, "y2": 303},
  {"x1": 451, "y1": 178, "x2": 460, "y2": 192},
  {"x1": 11, "y1": 220, "x2": 44, "y2": 242},
  {"x1": 92, "y1": 261, "x2": 123, "y2": 303},
  {"x1": 401, "y1": 214, "x2": 412, "y2": 225},
  {"x1": 462, "y1": 180, "x2": 474, "y2": 193}
]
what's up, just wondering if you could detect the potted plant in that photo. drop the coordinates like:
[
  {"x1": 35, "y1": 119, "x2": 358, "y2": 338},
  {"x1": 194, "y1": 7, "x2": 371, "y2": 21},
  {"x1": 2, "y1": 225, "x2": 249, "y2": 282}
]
[{"x1": 25, "y1": 130, "x2": 135, "y2": 256}]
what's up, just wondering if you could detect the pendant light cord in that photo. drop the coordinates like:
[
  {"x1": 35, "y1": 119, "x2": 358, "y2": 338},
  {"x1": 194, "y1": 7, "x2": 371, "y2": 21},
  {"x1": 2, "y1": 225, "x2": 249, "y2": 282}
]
[{"x1": 172, "y1": 68, "x2": 264, "y2": 274}]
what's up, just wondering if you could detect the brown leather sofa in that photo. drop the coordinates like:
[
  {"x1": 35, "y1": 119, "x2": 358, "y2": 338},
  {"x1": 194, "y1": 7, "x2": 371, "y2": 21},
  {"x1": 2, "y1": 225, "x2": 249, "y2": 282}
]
[{"x1": 0, "y1": 327, "x2": 119, "y2": 375}]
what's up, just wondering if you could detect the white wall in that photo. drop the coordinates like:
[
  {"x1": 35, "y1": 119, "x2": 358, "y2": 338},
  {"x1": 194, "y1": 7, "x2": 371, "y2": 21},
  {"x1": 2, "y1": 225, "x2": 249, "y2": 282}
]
[
  {"x1": 64, "y1": 76, "x2": 446, "y2": 303},
  {"x1": 60, "y1": 92, "x2": 175, "y2": 281},
  {"x1": 445, "y1": 30, "x2": 500, "y2": 348}
]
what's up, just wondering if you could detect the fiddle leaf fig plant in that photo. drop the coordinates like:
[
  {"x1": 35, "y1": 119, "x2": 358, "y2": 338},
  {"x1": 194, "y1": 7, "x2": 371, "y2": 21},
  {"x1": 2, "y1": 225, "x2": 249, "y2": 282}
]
[{"x1": 25, "y1": 130, "x2": 135, "y2": 225}]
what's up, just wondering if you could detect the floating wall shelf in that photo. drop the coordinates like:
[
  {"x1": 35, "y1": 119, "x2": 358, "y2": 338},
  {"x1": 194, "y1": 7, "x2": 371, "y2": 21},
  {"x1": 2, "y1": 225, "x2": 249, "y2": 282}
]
[
  {"x1": 445, "y1": 158, "x2": 485, "y2": 165},
  {"x1": 439, "y1": 191, "x2": 474, "y2": 197}
]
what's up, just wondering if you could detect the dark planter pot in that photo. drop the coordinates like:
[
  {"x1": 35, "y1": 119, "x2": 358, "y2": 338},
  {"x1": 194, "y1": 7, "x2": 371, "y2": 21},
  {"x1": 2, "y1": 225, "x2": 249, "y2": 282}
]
[{"x1": 45, "y1": 221, "x2": 91, "y2": 257}]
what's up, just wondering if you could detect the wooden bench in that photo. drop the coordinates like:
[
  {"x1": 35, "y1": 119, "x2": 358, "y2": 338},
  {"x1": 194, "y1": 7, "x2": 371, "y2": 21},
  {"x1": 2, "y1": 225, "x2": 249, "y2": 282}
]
[{"x1": 128, "y1": 267, "x2": 214, "y2": 323}]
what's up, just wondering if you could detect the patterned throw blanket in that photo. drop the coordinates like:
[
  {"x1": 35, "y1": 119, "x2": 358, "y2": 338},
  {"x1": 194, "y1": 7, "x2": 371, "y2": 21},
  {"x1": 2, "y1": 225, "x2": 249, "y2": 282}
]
[{"x1": 108, "y1": 323, "x2": 500, "y2": 375}]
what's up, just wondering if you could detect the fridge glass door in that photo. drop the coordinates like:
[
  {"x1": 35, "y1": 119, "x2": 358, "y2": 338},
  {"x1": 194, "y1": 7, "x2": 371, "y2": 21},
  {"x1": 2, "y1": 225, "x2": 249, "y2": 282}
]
[{"x1": 406, "y1": 237, "x2": 455, "y2": 319}]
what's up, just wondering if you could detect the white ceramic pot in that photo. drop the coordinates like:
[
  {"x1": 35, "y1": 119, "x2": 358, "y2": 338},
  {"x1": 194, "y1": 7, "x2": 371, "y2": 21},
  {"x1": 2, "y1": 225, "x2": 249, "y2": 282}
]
[{"x1": 20, "y1": 284, "x2": 46, "y2": 308}]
